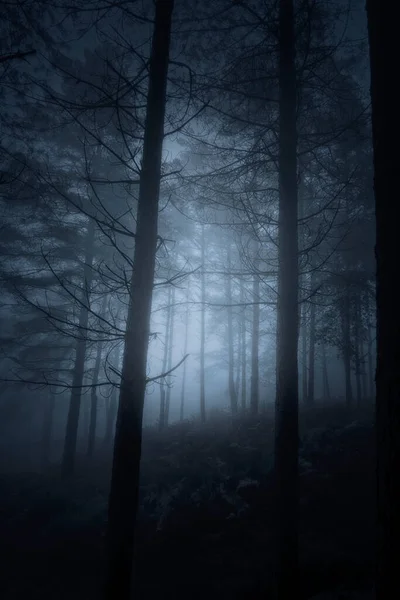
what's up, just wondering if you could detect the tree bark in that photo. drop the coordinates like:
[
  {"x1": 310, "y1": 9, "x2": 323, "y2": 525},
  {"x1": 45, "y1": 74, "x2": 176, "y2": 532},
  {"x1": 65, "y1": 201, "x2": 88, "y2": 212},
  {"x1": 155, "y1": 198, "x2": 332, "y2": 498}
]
[
  {"x1": 274, "y1": 0, "x2": 299, "y2": 597},
  {"x1": 199, "y1": 223, "x2": 206, "y2": 423},
  {"x1": 104, "y1": 3, "x2": 174, "y2": 598},
  {"x1": 250, "y1": 253, "x2": 260, "y2": 415},
  {"x1": 367, "y1": 2, "x2": 400, "y2": 598},
  {"x1": 62, "y1": 219, "x2": 95, "y2": 477}
]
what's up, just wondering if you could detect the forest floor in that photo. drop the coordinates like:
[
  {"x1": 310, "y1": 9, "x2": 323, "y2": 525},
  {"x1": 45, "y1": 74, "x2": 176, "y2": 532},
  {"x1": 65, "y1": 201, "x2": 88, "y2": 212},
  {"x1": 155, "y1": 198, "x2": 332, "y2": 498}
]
[{"x1": 0, "y1": 404, "x2": 375, "y2": 600}]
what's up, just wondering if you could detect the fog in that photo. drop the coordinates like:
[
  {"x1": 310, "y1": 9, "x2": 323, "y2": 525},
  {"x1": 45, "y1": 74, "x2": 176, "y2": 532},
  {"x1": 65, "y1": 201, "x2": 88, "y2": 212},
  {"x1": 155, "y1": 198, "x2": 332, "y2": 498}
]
[{"x1": 0, "y1": 1, "x2": 380, "y2": 599}]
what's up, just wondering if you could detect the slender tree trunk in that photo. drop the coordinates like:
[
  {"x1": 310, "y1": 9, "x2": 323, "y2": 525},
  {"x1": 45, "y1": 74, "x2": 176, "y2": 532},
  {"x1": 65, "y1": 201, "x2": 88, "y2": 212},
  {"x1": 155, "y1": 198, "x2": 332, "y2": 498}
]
[
  {"x1": 199, "y1": 223, "x2": 206, "y2": 423},
  {"x1": 104, "y1": 345, "x2": 121, "y2": 448},
  {"x1": 250, "y1": 254, "x2": 260, "y2": 415},
  {"x1": 321, "y1": 344, "x2": 331, "y2": 403},
  {"x1": 366, "y1": 293, "x2": 374, "y2": 400},
  {"x1": 301, "y1": 304, "x2": 308, "y2": 404},
  {"x1": 342, "y1": 284, "x2": 353, "y2": 408},
  {"x1": 87, "y1": 295, "x2": 107, "y2": 457},
  {"x1": 307, "y1": 274, "x2": 316, "y2": 407},
  {"x1": 159, "y1": 286, "x2": 172, "y2": 430},
  {"x1": 62, "y1": 219, "x2": 95, "y2": 477},
  {"x1": 274, "y1": 1, "x2": 299, "y2": 597},
  {"x1": 354, "y1": 294, "x2": 362, "y2": 408},
  {"x1": 165, "y1": 286, "x2": 175, "y2": 425},
  {"x1": 180, "y1": 284, "x2": 190, "y2": 421},
  {"x1": 105, "y1": 4, "x2": 174, "y2": 598},
  {"x1": 82, "y1": 385, "x2": 90, "y2": 443},
  {"x1": 240, "y1": 279, "x2": 247, "y2": 412},
  {"x1": 227, "y1": 245, "x2": 238, "y2": 415},
  {"x1": 367, "y1": 3, "x2": 400, "y2": 598},
  {"x1": 41, "y1": 387, "x2": 56, "y2": 470},
  {"x1": 104, "y1": 386, "x2": 117, "y2": 448},
  {"x1": 87, "y1": 350, "x2": 101, "y2": 457},
  {"x1": 298, "y1": 186, "x2": 307, "y2": 405},
  {"x1": 235, "y1": 321, "x2": 241, "y2": 398},
  {"x1": 358, "y1": 295, "x2": 368, "y2": 403}
]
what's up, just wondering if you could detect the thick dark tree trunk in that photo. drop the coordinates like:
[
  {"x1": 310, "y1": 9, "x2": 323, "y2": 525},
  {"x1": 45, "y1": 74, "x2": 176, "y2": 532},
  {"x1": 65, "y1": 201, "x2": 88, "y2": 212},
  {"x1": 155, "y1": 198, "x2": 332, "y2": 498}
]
[
  {"x1": 159, "y1": 286, "x2": 172, "y2": 430},
  {"x1": 227, "y1": 245, "x2": 238, "y2": 415},
  {"x1": 165, "y1": 286, "x2": 176, "y2": 425},
  {"x1": 240, "y1": 279, "x2": 247, "y2": 412},
  {"x1": 41, "y1": 387, "x2": 55, "y2": 469},
  {"x1": 180, "y1": 284, "x2": 190, "y2": 421},
  {"x1": 62, "y1": 220, "x2": 95, "y2": 477},
  {"x1": 199, "y1": 223, "x2": 206, "y2": 423},
  {"x1": 250, "y1": 254, "x2": 260, "y2": 415},
  {"x1": 367, "y1": 2, "x2": 400, "y2": 598},
  {"x1": 274, "y1": 0, "x2": 299, "y2": 597},
  {"x1": 104, "y1": 3, "x2": 174, "y2": 598}
]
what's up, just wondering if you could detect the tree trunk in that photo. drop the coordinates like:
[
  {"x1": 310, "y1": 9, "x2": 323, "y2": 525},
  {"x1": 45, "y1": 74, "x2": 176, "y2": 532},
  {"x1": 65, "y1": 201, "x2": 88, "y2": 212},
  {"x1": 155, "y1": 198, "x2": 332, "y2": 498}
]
[
  {"x1": 104, "y1": 345, "x2": 121, "y2": 449},
  {"x1": 250, "y1": 253, "x2": 260, "y2": 415},
  {"x1": 159, "y1": 286, "x2": 172, "y2": 430},
  {"x1": 298, "y1": 185, "x2": 308, "y2": 405},
  {"x1": 180, "y1": 284, "x2": 190, "y2": 421},
  {"x1": 227, "y1": 244, "x2": 238, "y2": 415},
  {"x1": 301, "y1": 303, "x2": 308, "y2": 404},
  {"x1": 321, "y1": 344, "x2": 331, "y2": 403},
  {"x1": 87, "y1": 295, "x2": 107, "y2": 457},
  {"x1": 165, "y1": 286, "x2": 175, "y2": 425},
  {"x1": 307, "y1": 274, "x2": 316, "y2": 407},
  {"x1": 274, "y1": 0, "x2": 299, "y2": 597},
  {"x1": 240, "y1": 278, "x2": 247, "y2": 412},
  {"x1": 235, "y1": 320, "x2": 241, "y2": 399},
  {"x1": 354, "y1": 294, "x2": 362, "y2": 408},
  {"x1": 367, "y1": 3, "x2": 400, "y2": 598},
  {"x1": 199, "y1": 223, "x2": 206, "y2": 423},
  {"x1": 358, "y1": 294, "x2": 368, "y2": 403},
  {"x1": 41, "y1": 387, "x2": 56, "y2": 470},
  {"x1": 342, "y1": 284, "x2": 353, "y2": 408},
  {"x1": 366, "y1": 293, "x2": 374, "y2": 400},
  {"x1": 105, "y1": 3, "x2": 174, "y2": 598},
  {"x1": 62, "y1": 219, "x2": 95, "y2": 477}
]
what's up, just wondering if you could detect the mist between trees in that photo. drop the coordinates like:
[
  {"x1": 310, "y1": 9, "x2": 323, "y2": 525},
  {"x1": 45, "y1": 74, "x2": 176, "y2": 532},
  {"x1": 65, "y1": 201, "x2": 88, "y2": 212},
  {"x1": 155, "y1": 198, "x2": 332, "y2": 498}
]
[{"x1": 0, "y1": 1, "x2": 394, "y2": 600}]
